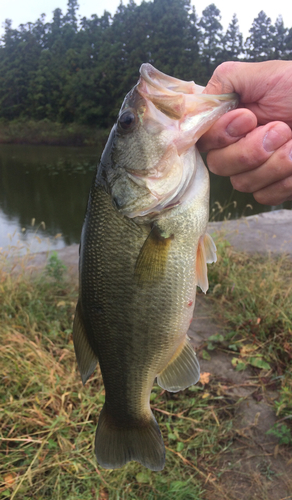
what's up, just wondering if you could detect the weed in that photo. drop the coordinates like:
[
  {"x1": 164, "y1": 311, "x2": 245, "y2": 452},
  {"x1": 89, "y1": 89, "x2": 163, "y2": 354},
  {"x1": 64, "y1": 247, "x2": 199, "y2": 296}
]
[
  {"x1": 207, "y1": 236, "x2": 292, "y2": 463},
  {"x1": 208, "y1": 238, "x2": 292, "y2": 372},
  {"x1": 1, "y1": 237, "x2": 292, "y2": 499},
  {"x1": 0, "y1": 250, "x2": 234, "y2": 500},
  {"x1": 45, "y1": 251, "x2": 67, "y2": 283},
  {"x1": 267, "y1": 424, "x2": 292, "y2": 445}
]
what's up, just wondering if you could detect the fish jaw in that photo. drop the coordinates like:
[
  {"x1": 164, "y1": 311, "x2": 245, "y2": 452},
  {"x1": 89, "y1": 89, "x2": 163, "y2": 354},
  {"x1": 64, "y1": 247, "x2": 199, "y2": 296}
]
[
  {"x1": 106, "y1": 64, "x2": 237, "y2": 220},
  {"x1": 138, "y1": 63, "x2": 238, "y2": 155}
]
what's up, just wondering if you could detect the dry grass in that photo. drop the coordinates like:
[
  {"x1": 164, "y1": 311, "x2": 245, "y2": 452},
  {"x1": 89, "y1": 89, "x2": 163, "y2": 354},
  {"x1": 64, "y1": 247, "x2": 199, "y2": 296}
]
[
  {"x1": 0, "y1": 240, "x2": 291, "y2": 499},
  {"x1": 0, "y1": 251, "x2": 236, "y2": 499},
  {"x1": 208, "y1": 239, "x2": 292, "y2": 376}
]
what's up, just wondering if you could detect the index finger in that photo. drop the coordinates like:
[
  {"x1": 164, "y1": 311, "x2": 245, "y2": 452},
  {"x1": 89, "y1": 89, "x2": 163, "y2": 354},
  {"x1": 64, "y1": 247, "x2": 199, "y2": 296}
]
[{"x1": 198, "y1": 108, "x2": 257, "y2": 152}]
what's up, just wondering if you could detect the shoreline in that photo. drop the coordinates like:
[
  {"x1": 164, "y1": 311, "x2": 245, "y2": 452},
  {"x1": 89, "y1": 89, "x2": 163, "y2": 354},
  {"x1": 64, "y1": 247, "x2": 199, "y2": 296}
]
[
  {"x1": 0, "y1": 120, "x2": 109, "y2": 147},
  {"x1": 208, "y1": 209, "x2": 292, "y2": 255},
  {"x1": 15, "y1": 209, "x2": 292, "y2": 279}
]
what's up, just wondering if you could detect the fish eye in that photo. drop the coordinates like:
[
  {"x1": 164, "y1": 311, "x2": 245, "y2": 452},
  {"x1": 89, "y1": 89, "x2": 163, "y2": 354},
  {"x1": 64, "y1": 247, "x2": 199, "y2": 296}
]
[{"x1": 118, "y1": 110, "x2": 137, "y2": 131}]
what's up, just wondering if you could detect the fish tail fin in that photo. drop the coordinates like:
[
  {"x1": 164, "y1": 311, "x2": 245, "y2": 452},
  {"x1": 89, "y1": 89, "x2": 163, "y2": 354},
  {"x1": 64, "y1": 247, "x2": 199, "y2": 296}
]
[{"x1": 95, "y1": 405, "x2": 165, "y2": 471}]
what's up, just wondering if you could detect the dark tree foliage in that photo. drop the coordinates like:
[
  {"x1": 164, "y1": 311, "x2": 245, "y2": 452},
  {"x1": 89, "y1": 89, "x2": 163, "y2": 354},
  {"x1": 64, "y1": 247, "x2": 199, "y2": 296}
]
[
  {"x1": 220, "y1": 14, "x2": 243, "y2": 62},
  {"x1": 0, "y1": 0, "x2": 291, "y2": 127},
  {"x1": 245, "y1": 10, "x2": 274, "y2": 61},
  {"x1": 198, "y1": 3, "x2": 223, "y2": 78},
  {"x1": 273, "y1": 16, "x2": 289, "y2": 60}
]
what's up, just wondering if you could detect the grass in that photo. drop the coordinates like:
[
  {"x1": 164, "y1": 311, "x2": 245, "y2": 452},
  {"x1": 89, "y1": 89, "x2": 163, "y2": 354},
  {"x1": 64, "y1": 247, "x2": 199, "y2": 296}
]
[
  {"x1": 0, "y1": 250, "x2": 235, "y2": 500},
  {"x1": 0, "y1": 240, "x2": 291, "y2": 499},
  {"x1": 207, "y1": 237, "x2": 292, "y2": 443},
  {"x1": 208, "y1": 238, "x2": 292, "y2": 372}
]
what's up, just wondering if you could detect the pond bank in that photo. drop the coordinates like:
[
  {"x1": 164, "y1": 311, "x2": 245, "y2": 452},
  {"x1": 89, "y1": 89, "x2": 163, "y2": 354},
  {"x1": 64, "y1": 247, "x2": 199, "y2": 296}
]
[
  {"x1": 0, "y1": 120, "x2": 109, "y2": 147},
  {"x1": 23, "y1": 209, "x2": 292, "y2": 277},
  {"x1": 208, "y1": 209, "x2": 292, "y2": 255}
]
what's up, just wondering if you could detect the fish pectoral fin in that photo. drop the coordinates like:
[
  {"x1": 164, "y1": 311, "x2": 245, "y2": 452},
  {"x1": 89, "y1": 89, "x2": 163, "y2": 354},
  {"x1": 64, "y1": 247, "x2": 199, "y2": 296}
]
[
  {"x1": 73, "y1": 300, "x2": 98, "y2": 385},
  {"x1": 134, "y1": 225, "x2": 173, "y2": 284},
  {"x1": 196, "y1": 233, "x2": 217, "y2": 294},
  {"x1": 157, "y1": 337, "x2": 200, "y2": 392}
]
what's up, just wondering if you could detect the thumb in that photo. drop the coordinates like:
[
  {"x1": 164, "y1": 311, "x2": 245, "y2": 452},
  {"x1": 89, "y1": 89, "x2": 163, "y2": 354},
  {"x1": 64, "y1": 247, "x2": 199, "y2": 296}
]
[{"x1": 203, "y1": 61, "x2": 239, "y2": 96}]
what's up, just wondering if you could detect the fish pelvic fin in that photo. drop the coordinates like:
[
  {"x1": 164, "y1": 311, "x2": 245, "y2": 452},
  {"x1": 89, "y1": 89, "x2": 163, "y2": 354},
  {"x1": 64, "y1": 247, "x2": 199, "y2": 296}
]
[
  {"x1": 95, "y1": 405, "x2": 165, "y2": 471},
  {"x1": 73, "y1": 300, "x2": 98, "y2": 385},
  {"x1": 134, "y1": 225, "x2": 173, "y2": 284},
  {"x1": 157, "y1": 337, "x2": 200, "y2": 392},
  {"x1": 196, "y1": 233, "x2": 217, "y2": 294}
]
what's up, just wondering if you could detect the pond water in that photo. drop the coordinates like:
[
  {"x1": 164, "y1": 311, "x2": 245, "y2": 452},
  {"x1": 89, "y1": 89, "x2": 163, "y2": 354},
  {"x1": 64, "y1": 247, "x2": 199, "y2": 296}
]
[{"x1": 0, "y1": 144, "x2": 291, "y2": 253}]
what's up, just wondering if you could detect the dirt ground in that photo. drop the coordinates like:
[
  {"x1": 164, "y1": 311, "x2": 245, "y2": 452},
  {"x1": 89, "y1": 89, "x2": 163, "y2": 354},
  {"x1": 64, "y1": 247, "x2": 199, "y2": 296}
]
[
  {"x1": 25, "y1": 209, "x2": 292, "y2": 500},
  {"x1": 190, "y1": 294, "x2": 292, "y2": 500}
]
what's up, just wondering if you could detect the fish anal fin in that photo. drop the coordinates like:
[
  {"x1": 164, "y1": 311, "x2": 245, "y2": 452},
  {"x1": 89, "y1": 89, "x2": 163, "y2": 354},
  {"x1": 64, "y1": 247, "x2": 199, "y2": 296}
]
[
  {"x1": 73, "y1": 300, "x2": 98, "y2": 385},
  {"x1": 157, "y1": 337, "x2": 200, "y2": 393},
  {"x1": 134, "y1": 226, "x2": 173, "y2": 284},
  {"x1": 95, "y1": 405, "x2": 165, "y2": 471},
  {"x1": 196, "y1": 233, "x2": 217, "y2": 293}
]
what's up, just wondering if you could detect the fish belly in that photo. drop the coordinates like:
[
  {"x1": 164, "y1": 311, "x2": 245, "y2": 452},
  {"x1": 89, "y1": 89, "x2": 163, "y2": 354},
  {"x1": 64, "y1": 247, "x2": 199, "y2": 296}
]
[{"x1": 74, "y1": 176, "x2": 206, "y2": 470}]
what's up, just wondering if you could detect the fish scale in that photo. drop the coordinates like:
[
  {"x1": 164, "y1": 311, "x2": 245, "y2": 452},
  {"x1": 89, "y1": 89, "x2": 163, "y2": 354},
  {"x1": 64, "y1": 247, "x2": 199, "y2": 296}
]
[{"x1": 73, "y1": 64, "x2": 238, "y2": 471}]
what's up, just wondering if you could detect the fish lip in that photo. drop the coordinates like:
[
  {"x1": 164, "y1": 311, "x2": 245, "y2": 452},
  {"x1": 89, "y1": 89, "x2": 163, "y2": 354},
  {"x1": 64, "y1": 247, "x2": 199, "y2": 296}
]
[
  {"x1": 111, "y1": 65, "x2": 239, "y2": 221},
  {"x1": 139, "y1": 63, "x2": 198, "y2": 96}
]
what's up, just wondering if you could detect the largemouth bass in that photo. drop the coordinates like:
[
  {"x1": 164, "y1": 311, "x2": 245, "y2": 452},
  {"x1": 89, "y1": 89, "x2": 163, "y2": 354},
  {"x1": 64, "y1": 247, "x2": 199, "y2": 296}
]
[{"x1": 73, "y1": 64, "x2": 237, "y2": 471}]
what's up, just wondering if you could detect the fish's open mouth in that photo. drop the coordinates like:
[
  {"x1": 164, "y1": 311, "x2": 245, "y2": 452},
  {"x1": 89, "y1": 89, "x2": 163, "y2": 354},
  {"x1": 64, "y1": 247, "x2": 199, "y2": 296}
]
[{"x1": 112, "y1": 64, "x2": 238, "y2": 220}]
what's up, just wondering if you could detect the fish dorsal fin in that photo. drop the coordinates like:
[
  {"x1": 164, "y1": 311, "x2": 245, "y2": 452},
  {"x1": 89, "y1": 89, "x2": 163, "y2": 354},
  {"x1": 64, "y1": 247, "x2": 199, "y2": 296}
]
[
  {"x1": 134, "y1": 226, "x2": 173, "y2": 284},
  {"x1": 157, "y1": 337, "x2": 200, "y2": 392},
  {"x1": 73, "y1": 300, "x2": 99, "y2": 385},
  {"x1": 196, "y1": 233, "x2": 217, "y2": 294}
]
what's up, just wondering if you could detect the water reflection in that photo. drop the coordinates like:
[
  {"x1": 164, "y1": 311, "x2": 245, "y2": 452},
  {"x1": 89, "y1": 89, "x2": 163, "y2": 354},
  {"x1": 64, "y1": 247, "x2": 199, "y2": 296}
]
[
  {"x1": 0, "y1": 144, "x2": 291, "y2": 252},
  {"x1": 0, "y1": 144, "x2": 100, "y2": 252}
]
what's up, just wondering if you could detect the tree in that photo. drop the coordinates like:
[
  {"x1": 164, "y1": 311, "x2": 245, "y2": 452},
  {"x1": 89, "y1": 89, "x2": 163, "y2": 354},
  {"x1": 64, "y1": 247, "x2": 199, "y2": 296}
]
[
  {"x1": 1, "y1": 1, "x2": 292, "y2": 127},
  {"x1": 273, "y1": 16, "x2": 288, "y2": 60},
  {"x1": 198, "y1": 3, "x2": 223, "y2": 79},
  {"x1": 286, "y1": 28, "x2": 292, "y2": 60},
  {"x1": 64, "y1": 0, "x2": 79, "y2": 30},
  {"x1": 245, "y1": 11, "x2": 274, "y2": 61},
  {"x1": 0, "y1": 19, "x2": 42, "y2": 119},
  {"x1": 220, "y1": 14, "x2": 243, "y2": 61}
]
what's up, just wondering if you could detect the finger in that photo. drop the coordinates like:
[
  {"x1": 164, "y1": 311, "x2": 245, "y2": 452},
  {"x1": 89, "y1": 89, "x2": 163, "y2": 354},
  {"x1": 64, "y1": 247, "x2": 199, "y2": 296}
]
[
  {"x1": 230, "y1": 138, "x2": 292, "y2": 193},
  {"x1": 206, "y1": 122, "x2": 292, "y2": 177},
  {"x1": 203, "y1": 61, "x2": 264, "y2": 100},
  {"x1": 253, "y1": 174, "x2": 292, "y2": 205},
  {"x1": 203, "y1": 61, "x2": 292, "y2": 127},
  {"x1": 198, "y1": 108, "x2": 257, "y2": 152},
  {"x1": 203, "y1": 61, "x2": 291, "y2": 104},
  {"x1": 203, "y1": 61, "x2": 243, "y2": 95}
]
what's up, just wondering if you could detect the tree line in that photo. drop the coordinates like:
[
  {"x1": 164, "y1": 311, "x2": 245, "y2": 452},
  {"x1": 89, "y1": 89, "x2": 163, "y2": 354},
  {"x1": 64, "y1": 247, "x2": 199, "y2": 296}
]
[{"x1": 1, "y1": 0, "x2": 291, "y2": 128}]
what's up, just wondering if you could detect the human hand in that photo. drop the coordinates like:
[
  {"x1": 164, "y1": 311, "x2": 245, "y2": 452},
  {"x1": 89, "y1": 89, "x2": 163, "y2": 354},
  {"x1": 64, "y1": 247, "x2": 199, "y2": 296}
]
[{"x1": 198, "y1": 61, "x2": 292, "y2": 205}]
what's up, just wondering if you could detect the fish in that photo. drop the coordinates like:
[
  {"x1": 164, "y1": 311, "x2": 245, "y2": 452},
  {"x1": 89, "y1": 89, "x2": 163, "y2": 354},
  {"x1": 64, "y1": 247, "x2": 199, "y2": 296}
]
[{"x1": 73, "y1": 64, "x2": 238, "y2": 472}]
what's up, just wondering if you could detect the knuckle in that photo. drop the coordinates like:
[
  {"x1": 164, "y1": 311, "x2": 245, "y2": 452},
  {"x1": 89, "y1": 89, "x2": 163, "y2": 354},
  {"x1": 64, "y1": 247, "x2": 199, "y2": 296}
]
[
  {"x1": 205, "y1": 151, "x2": 220, "y2": 174},
  {"x1": 207, "y1": 61, "x2": 239, "y2": 94},
  {"x1": 230, "y1": 174, "x2": 252, "y2": 193},
  {"x1": 281, "y1": 174, "x2": 292, "y2": 190},
  {"x1": 215, "y1": 61, "x2": 238, "y2": 78},
  {"x1": 253, "y1": 191, "x2": 267, "y2": 204},
  {"x1": 237, "y1": 150, "x2": 258, "y2": 170}
]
